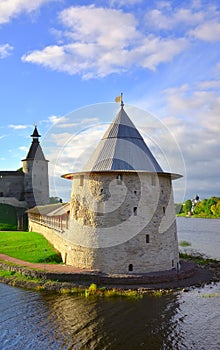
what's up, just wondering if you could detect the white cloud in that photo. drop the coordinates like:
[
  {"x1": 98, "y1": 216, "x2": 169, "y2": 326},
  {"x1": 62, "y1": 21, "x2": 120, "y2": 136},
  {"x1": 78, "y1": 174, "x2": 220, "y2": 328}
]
[
  {"x1": 59, "y1": 5, "x2": 139, "y2": 47},
  {"x1": 0, "y1": 0, "x2": 58, "y2": 24},
  {"x1": 161, "y1": 83, "x2": 220, "y2": 199},
  {"x1": 48, "y1": 126, "x2": 107, "y2": 179},
  {"x1": 109, "y1": 0, "x2": 143, "y2": 7},
  {"x1": 0, "y1": 44, "x2": 13, "y2": 59},
  {"x1": 48, "y1": 115, "x2": 68, "y2": 124},
  {"x1": 8, "y1": 124, "x2": 29, "y2": 130},
  {"x1": 19, "y1": 146, "x2": 28, "y2": 152},
  {"x1": 147, "y1": 7, "x2": 204, "y2": 30},
  {"x1": 197, "y1": 80, "x2": 220, "y2": 90},
  {"x1": 22, "y1": 5, "x2": 188, "y2": 78},
  {"x1": 190, "y1": 21, "x2": 220, "y2": 41},
  {"x1": 131, "y1": 37, "x2": 188, "y2": 71}
]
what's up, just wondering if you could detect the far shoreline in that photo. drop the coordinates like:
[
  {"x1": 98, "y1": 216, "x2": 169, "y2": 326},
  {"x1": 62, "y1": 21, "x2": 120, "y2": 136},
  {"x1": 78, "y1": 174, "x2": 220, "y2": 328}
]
[{"x1": 176, "y1": 214, "x2": 220, "y2": 219}]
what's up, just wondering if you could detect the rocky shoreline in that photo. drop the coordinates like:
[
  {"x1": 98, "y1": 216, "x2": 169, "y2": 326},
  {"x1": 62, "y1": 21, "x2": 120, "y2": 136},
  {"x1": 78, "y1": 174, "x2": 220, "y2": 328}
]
[{"x1": 0, "y1": 256, "x2": 219, "y2": 295}]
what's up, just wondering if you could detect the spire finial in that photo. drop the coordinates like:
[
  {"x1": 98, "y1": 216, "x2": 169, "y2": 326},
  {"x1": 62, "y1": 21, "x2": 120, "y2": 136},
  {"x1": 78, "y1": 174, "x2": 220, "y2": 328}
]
[
  {"x1": 31, "y1": 125, "x2": 41, "y2": 139},
  {"x1": 115, "y1": 92, "x2": 124, "y2": 107},
  {"x1": 120, "y1": 92, "x2": 124, "y2": 108}
]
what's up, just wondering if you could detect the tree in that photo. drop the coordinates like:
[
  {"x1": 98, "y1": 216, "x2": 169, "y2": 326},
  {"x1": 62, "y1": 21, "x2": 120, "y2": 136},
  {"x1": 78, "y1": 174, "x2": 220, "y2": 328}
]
[
  {"x1": 49, "y1": 196, "x2": 63, "y2": 204},
  {"x1": 182, "y1": 199, "x2": 192, "y2": 214}
]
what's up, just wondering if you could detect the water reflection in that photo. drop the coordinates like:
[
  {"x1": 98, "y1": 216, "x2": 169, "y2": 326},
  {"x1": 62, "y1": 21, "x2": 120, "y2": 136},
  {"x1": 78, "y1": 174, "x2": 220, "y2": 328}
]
[
  {"x1": 41, "y1": 291, "x2": 182, "y2": 349},
  {"x1": 1, "y1": 282, "x2": 219, "y2": 350}
]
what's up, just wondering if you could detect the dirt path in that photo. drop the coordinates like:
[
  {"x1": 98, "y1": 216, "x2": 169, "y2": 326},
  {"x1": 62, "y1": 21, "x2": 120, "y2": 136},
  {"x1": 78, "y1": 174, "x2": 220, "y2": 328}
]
[
  {"x1": 0, "y1": 254, "x2": 92, "y2": 273},
  {"x1": 0, "y1": 253, "x2": 219, "y2": 289}
]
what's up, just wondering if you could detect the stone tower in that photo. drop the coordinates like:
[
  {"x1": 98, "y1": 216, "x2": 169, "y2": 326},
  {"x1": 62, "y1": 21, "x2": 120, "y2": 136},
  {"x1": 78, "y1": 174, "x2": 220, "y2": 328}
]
[
  {"x1": 62, "y1": 104, "x2": 182, "y2": 274},
  {"x1": 22, "y1": 126, "x2": 49, "y2": 208}
]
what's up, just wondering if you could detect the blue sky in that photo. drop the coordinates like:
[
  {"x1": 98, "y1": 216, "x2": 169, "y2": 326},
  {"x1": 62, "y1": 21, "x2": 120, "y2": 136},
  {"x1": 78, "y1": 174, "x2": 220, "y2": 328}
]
[{"x1": 0, "y1": 0, "x2": 220, "y2": 202}]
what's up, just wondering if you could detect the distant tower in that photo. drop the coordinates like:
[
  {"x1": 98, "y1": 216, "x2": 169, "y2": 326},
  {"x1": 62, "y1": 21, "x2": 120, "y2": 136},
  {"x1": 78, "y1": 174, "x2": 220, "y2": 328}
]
[
  {"x1": 22, "y1": 126, "x2": 49, "y2": 208},
  {"x1": 62, "y1": 104, "x2": 182, "y2": 274}
]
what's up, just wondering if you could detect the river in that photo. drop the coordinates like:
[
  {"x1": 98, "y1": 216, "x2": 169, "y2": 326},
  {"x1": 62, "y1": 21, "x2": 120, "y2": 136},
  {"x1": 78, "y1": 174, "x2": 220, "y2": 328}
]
[
  {"x1": 177, "y1": 217, "x2": 220, "y2": 260},
  {"x1": 0, "y1": 218, "x2": 219, "y2": 350}
]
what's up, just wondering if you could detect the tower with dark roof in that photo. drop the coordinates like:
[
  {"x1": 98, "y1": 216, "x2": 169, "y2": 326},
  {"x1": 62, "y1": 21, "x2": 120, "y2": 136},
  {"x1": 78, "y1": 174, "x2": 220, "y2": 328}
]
[
  {"x1": 62, "y1": 104, "x2": 181, "y2": 274},
  {"x1": 22, "y1": 126, "x2": 49, "y2": 208}
]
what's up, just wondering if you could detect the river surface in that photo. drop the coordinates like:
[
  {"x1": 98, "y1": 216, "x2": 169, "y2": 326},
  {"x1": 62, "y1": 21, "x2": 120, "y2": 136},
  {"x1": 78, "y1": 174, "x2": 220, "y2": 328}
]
[
  {"x1": 0, "y1": 218, "x2": 219, "y2": 350},
  {"x1": 177, "y1": 217, "x2": 220, "y2": 260}
]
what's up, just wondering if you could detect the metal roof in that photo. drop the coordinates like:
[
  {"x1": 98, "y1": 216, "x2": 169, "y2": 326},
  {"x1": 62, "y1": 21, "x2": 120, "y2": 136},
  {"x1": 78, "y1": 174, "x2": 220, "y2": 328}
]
[
  {"x1": 28, "y1": 203, "x2": 69, "y2": 215},
  {"x1": 83, "y1": 106, "x2": 163, "y2": 172}
]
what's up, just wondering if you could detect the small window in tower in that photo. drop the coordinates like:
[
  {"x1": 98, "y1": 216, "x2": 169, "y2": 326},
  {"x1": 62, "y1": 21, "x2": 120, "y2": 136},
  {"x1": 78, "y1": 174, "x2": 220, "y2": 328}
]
[
  {"x1": 146, "y1": 234, "x2": 150, "y2": 243},
  {"x1": 117, "y1": 174, "x2": 123, "y2": 184},
  {"x1": 163, "y1": 206, "x2": 166, "y2": 214},
  {"x1": 151, "y1": 175, "x2": 156, "y2": 186},
  {"x1": 134, "y1": 190, "x2": 137, "y2": 195},
  {"x1": 0, "y1": 192, "x2": 3, "y2": 197},
  {"x1": 100, "y1": 188, "x2": 104, "y2": 194},
  {"x1": 128, "y1": 264, "x2": 133, "y2": 272},
  {"x1": 80, "y1": 175, "x2": 84, "y2": 186},
  {"x1": 133, "y1": 207, "x2": 137, "y2": 216}
]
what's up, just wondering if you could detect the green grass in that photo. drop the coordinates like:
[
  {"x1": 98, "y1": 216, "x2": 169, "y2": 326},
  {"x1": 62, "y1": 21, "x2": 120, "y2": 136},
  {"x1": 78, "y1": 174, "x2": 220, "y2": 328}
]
[
  {"x1": 179, "y1": 252, "x2": 217, "y2": 265},
  {"x1": 179, "y1": 240, "x2": 192, "y2": 247},
  {"x1": 84, "y1": 283, "x2": 143, "y2": 299},
  {"x1": 0, "y1": 231, "x2": 62, "y2": 264}
]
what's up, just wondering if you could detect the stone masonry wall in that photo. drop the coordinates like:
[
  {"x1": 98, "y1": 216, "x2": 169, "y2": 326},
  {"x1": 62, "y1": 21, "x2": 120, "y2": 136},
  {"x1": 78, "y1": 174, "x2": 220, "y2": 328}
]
[
  {"x1": 64, "y1": 172, "x2": 179, "y2": 274},
  {"x1": 29, "y1": 172, "x2": 179, "y2": 274}
]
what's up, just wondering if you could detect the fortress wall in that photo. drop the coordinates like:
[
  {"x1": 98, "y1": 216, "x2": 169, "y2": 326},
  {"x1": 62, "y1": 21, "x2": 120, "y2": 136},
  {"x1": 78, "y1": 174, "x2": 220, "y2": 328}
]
[
  {"x1": 29, "y1": 172, "x2": 179, "y2": 274},
  {"x1": 28, "y1": 220, "x2": 97, "y2": 269},
  {"x1": 0, "y1": 174, "x2": 24, "y2": 201},
  {"x1": 63, "y1": 172, "x2": 180, "y2": 274}
]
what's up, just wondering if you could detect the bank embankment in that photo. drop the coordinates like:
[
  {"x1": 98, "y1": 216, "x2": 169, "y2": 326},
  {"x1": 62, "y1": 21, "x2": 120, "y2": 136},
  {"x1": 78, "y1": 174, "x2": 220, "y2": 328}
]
[{"x1": 0, "y1": 253, "x2": 219, "y2": 295}]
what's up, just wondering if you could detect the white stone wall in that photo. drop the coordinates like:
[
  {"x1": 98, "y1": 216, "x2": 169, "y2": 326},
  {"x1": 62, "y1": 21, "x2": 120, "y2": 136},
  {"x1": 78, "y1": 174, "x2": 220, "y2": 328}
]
[
  {"x1": 23, "y1": 159, "x2": 49, "y2": 206},
  {"x1": 29, "y1": 220, "x2": 97, "y2": 268},
  {"x1": 65, "y1": 172, "x2": 179, "y2": 273},
  {"x1": 29, "y1": 172, "x2": 179, "y2": 274}
]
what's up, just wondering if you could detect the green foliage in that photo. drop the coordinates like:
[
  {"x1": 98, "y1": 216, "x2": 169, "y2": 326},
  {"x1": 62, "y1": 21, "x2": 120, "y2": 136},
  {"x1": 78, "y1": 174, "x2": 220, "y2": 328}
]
[
  {"x1": 0, "y1": 231, "x2": 62, "y2": 263},
  {"x1": 201, "y1": 293, "x2": 219, "y2": 298},
  {"x1": 151, "y1": 290, "x2": 163, "y2": 297},
  {"x1": 0, "y1": 204, "x2": 17, "y2": 231},
  {"x1": 0, "y1": 269, "x2": 16, "y2": 277},
  {"x1": 84, "y1": 284, "x2": 143, "y2": 299},
  {"x1": 179, "y1": 240, "x2": 191, "y2": 247},
  {"x1": 179, "y1": 196, "x2": 220, "y2": 218},
  {"x1": 182, "y1": 199, "x2": 192, "y2": 214},
  {"x1": 179, "y1": 252, "x2": 217, "y2": 265},
  {"x1": 49, "y1": 196, "x2": 62, "y2": 204}
]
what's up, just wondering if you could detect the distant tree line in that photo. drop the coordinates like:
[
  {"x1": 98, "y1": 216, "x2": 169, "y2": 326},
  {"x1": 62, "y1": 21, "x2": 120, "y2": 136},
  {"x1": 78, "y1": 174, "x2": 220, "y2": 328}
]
[
  {"x1": 176, "y1": 196, "x2": 220, "y2": 218},
  {"x1": 49, "y1": 196, "x2": 63, "y2": 204}
]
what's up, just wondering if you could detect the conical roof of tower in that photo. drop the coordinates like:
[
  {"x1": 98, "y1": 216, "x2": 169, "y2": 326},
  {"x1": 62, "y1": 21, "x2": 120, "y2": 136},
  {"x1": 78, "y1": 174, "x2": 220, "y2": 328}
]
[
  {"x1": 83, "y1": 106, "x2": 163, "y2": 172},
  {"x1": 23, "y1": 126, "x2": 46, "y2": 161}
]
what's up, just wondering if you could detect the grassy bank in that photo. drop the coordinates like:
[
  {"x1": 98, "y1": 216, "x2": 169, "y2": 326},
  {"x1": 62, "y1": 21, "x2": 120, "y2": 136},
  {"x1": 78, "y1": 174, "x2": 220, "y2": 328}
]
[
  {"x1": 0, "y1": 231, "x2": 62, "y2": 263},
  {"x1": 179, "y1": 252, "x2": 218, "y2": 266},
  {"x1": 0, "y1": 270, "x2": 143, "y2": 298}
]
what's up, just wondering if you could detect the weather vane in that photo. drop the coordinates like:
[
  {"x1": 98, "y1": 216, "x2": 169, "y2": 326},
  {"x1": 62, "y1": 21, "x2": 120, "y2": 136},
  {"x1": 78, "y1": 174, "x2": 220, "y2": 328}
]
[{"x1": 115, "y1": 92, "x2": 124, "y2": 107}]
